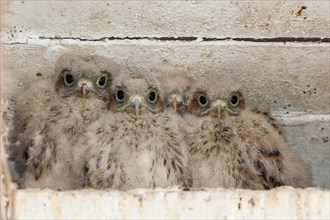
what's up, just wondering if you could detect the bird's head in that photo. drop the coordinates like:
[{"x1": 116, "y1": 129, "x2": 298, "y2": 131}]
[
  {"x1": 188, "y1": 90, "x2": 245, "y2": 119},
  {"x1": 164, "y1": 90, "x2": 190, "y2": 113},
  {"x1": 186, "y1": 75, "x2": 245, "y2": 120},
  {"x1": 157, "y1": 73, "x2": 193, "y2": 114},
  {"x1": 55, "y1": 69, "x2": 111, "y2": 100},
  {"x1": 54, "y1": 54, "x2": 120, "y2": 101},
  {"x1": 109, "y1": 75, "x2": 164, "y2": 116}
]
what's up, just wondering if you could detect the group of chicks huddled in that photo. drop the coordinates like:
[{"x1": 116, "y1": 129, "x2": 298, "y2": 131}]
[{"x1": 8, "y1": 53, "x2": 312, "y2": 191}]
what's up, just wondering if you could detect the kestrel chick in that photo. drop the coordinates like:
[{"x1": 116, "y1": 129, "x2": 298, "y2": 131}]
[
  {"x1": 74, "y1": 71, "x2": 191, "y2": 189},
  {"x1": 11, "y1": 53, "x2": 119, "y2": 190},
  {"x1": 157, "y1": 73, "x2": 194, "y2": 114},
  {"x1": 8, "y1": 78, "x2": 55, "y2": 185},
  {"x1": 182, "y1": 74, "x2": 312, "y2": 189}
]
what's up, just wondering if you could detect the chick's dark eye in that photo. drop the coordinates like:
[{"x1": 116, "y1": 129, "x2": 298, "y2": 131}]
[
  {"x1": 64, "y1": 73, "x2": 74, "y2": 85},
  {"x1": 148, "y1": 91, "x2": 157, "y2": 103},
  {"x1": 97, "y1": 75, "x2": 107, "y2": 88},
  {"x1": 230, "y1": 95, "x2": 239, "y2": 106},
  {"x1": 199, "y1": 96, "x2": 207, "y2": 105},
  {"x1": 198, "y1": 95, "x2": 208, "y2": 107},
  {"x1": 116, "y1": 90, "x2": 125, "y2": 102}
]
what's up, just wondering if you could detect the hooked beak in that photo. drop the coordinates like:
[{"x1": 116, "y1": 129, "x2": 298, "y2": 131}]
[
  {"x1": 82, "y1": 84, "x2": 88, "y2": 98},
  {"x1": 171, "y1": 99, "x2": 177, "y2": 111},
  {"x1": 210, "y1": 99, "x2": 227, "y2": 120},
  {"x1": 130, "y1": 94, "x2": 145, "y2": 116},
  {"x1": 169, "y1": 94, "x2": 182, "y2": 111},
  {"x1": 78, "y1": 79, "x2": 93, "y2": 98}
]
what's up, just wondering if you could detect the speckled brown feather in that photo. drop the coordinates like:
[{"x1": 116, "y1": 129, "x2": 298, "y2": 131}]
[
  {"x1": 72, "y1": 72, "x2": 191, "y2": 189},
  {"x1": 8, "y1": 78, "x2": 56, "y2": 186},
  {"x1": 10, "y1": 53, "x2": 120, "y2": 190},
  {"x1": 250, "y1": 105, "x2": 284, "y2": 136},
  {"x1": 182, "y1": 74, "x2": 312, "y2": 189}
]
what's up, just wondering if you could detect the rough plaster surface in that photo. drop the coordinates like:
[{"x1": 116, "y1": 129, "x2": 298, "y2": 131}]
[
  {"x1": 13, "y1": 187, "x2": 330, "y2": 219},
  {"x1": 2, "y1": 1, "x2": 329, "y2": 40},
  {"x1": 0, "y1": 1, "x2": 330, "y2": 218},
  {"x1": 279, "y1": 117, "x2": 330, "y2": 188}
]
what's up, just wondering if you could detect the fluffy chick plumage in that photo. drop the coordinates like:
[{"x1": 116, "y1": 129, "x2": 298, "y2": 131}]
[
  {"x1": 181, "y1": 74, "x2": 312, "y2": 189},
  {"x1": 10, "y1": 53, "x2": 119, "y2": 190},
  {"x1": 73, "y1": 71, "x2": 191, "y2": 189}
]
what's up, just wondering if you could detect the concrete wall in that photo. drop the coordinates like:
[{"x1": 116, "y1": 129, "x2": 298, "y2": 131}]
[{"x1": 0, "y1": 1, "x2": 329, "y2": 218}]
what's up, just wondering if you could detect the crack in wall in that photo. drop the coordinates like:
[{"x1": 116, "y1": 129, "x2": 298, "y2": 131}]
[
  {"x1": 38, "y1": 36, "x2": 198, "y2": 41},
  {"x1": 203, "y1": 37, "x2": 330, "y2": 43},
  {"x1": 5, "y1": 36, "x2": 330, "y2": 45},
  {"x1": 38, "y1": 36, "x2": 330, "y2": 43}
]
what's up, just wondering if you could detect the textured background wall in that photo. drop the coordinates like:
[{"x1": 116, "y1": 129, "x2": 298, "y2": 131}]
[{"x1": 0, "y1": 1, "x2": 329, "y2": 218}]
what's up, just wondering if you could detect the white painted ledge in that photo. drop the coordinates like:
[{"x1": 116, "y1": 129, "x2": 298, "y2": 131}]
[{"x1": 13, "y1": 187, "x2": 330, "y2": 219}]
